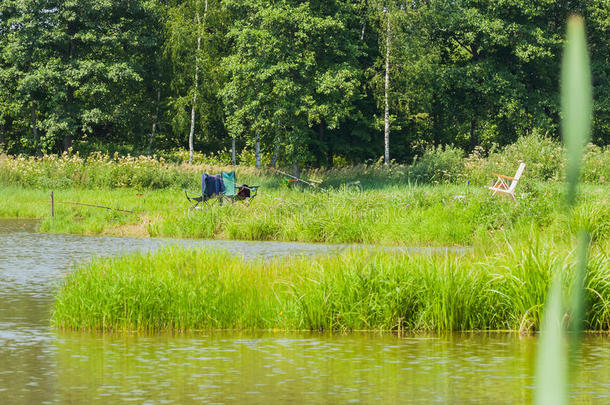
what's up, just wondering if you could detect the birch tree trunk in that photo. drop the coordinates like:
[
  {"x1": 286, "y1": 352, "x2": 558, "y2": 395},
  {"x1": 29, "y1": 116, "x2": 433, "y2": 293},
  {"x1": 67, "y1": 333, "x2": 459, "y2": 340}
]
[
  {"x1": 64, "y1": 36, "x2": 75, "y2": 152},
  {"x1": 188, "y1": 0, "x2": 208, "y2": 164},
  {"x1": 255, "y1": 132, "x2": 261, "y2": 169},
  {"x1": 231, "y1": 136, "x2": 236, "y2": 167},
  {"x1": 269, "y1": 136, "x2": 280, "y2": 168},
  {"x1": 0, "y1": 123, "x2": 5, "y2": 152},
  {"x1": 148, "y1": 88, "x2": 161, "y2": 155},
  {"x1": 31, "y1": 104, "x2": 41, "y2": 156},
  {"x1": 384, "y1": 11, "x2": 391, "y2": 166}
]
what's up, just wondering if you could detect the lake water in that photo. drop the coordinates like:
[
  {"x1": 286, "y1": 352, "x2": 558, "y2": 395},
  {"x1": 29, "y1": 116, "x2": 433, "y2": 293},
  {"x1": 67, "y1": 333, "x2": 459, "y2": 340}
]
[{"x1": 1, "y1": 218, "x2": 608, "y2": 404}]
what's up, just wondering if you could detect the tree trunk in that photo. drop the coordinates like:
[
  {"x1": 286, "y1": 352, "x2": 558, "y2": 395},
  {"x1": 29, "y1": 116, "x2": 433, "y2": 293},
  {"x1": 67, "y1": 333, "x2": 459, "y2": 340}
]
[
  {"x1": 231, "y1": 136, "x2": 236, "y2": 167},
  {"x1": 188, "y1": 0, "x2": 208, "y2": 164},
  {"x1": 148, "y1": 88, "x2": 161, "y2": 155},
  {"x1": 269, "y1": 136, "x2": 280, "y2": 168},
  {"x1": 255, "y1": 132, "x2": 261, "y2": 169},
  {"x1": 31, "y1": 105, "x2": 41, "y2": 156},
  {"x1": 0, "y1": 123, "x2": 5, "y2": 152},
  {"x1": 384, "y1": 11, "x2": 391, "y2": 166},
  {"x1": 64, "y1": 36, "x2": 75, "y2": 152},
  {"x1": 188, "y1": 87, "x2": 198, "y2": 163},
  {"x1": 292, "y1": 162, "x2": 300, "y2": 179},
  {"x1": 470, "y1": 117, "x2": 477, "y2": 150},
  {"x1": 189, "y1": 12, "x2": 202, "y2": 164}
]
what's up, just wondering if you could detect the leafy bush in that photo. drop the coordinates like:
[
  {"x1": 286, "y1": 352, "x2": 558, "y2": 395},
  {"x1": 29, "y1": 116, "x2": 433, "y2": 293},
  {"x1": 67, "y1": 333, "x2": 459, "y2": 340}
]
[
  {"x1": 583, "y1": 144, "x2": 610, "y2": 183},
  {"x1": 463, "y1": 133, "x2": 564, "y2": 186},
  {"x1": 1, "y1": 134, "x2": 608, "y2": 191},
  {"x1": 408, "y1": 145, "x2": 465, "y2": 184},
  {"x1": 493, "y1": 132, "x2": 564, "y2": 181}
]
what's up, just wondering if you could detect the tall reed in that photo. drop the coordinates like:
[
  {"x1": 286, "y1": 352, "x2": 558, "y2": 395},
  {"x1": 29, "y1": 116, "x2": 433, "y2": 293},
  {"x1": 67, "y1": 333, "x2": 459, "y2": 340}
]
[{"x1": 51, "y1": 244, "x2": 610, "y2": 333}]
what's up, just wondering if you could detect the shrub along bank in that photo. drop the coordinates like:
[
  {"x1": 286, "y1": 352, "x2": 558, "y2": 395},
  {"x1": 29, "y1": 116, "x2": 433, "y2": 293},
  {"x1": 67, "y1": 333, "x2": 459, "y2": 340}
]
[
  {"x1": 1, "y1": 134, "x2": 609, "y2": 191},
  {"x1": 51, "y1": 243, "x2": 610, "y2": 332}
]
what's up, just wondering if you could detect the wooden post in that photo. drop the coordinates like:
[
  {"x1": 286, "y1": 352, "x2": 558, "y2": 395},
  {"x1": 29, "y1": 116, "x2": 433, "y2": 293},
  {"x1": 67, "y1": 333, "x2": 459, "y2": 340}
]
[{"x1": 51, "y1": 191, "x2": 54, "y2": 218}]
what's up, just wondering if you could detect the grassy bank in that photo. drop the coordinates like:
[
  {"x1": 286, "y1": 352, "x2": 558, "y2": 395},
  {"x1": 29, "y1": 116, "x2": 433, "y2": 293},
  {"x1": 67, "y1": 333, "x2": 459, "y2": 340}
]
[
  {"x1": 1, "y1": 134, "x2": 609, "y2": 246},
  {"x1": 51, "y1": 242, "x2": 610, "y2": 332},
  {"x1": 2, "y1": 183, "x2": 609, "y2": 246}
]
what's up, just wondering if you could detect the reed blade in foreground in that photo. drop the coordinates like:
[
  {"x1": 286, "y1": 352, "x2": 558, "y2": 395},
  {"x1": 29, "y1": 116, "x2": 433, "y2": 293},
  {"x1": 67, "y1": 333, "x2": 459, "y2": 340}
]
[
  {"x1": 561, "y1": 15, "x2": 592, "y2": 206},
  {"x1": 534, "y1": 278, "x2": 568, "y2": 405},
  {"x1": 535, "y1": 14, "x2": 593, "y2": 405}
]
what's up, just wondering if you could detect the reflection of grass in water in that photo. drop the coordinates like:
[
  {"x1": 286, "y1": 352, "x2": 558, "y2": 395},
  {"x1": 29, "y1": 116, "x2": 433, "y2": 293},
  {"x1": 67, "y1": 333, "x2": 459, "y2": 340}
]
[
  {"x1": 53, "y1": 332, "x2": 541, "y2": 403},
  {"x1": 51, "y1": 243, "x2": 610, "y2": 332},
  {"x1": 534, "y1": 15, "x2": 592, "y2": 405}
]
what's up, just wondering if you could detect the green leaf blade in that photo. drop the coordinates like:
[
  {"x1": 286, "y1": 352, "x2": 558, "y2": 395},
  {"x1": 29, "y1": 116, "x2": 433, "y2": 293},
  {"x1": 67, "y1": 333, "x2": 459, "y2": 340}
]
[{"x1": 561, "y1": 15, "x2": 592, "y2": 206}]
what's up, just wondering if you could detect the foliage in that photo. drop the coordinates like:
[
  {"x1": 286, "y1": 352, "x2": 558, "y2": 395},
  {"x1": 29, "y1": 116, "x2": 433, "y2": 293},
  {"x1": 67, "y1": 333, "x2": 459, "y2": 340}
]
[
  {"x1": 1, "y1": 1, "x2": 608, "y2": 164},
  {"x1": 2, "y1": 132, "x2": 607, "y2": 193},
  {"x1": 0, "y1": 0, "x2": 165, "y2": 153},
  {"x1": 408, "y1": 145, "x2": 465, "y2": 184},
  {"x1": 220, "y1": 0, "x2": 364, "y2": 165},
  {"x1": 165, "y1": 0, "x2": 228, "y2": 154},
  {"x1": 582, "y1": 144, "x2": 610, "y2": 183}
]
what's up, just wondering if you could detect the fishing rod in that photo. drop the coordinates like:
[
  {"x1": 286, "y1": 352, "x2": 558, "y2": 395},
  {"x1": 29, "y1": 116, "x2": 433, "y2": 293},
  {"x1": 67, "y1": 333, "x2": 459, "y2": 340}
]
[
  {"x1": 237, "y1": 184, "x2": 297, "y2": 206},
  {"x1": 54, "y1": 200, "x2": 140, "y2": 214},
  {"x1": 266, "y1": 166, "x2": 324, "y2": 189}
]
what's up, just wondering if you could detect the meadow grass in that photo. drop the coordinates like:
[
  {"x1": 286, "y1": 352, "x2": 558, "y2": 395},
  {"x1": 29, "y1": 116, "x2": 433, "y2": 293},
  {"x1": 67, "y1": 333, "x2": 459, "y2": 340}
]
[
  {"x1": 1, "y1": 140, "x2": 608, "y2": 246},
  {"x1": 1, "y1": 183, "x2": 608, "y2": 246},
  {"x1": 51, "y1": 241, "x2": 610, "y2": 332}
]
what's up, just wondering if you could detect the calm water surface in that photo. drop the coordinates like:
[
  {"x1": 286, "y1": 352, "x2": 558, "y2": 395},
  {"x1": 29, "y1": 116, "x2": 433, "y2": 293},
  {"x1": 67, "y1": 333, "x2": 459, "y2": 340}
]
[{"x1": 1, "y1": 218, "x2": 608, "y2": 404}]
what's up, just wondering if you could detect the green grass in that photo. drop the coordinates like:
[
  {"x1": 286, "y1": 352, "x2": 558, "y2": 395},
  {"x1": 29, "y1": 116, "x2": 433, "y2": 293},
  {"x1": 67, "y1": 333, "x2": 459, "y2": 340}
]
[
  {"x1": 1, "y1": 138, "x2": 608, "y2": 246},
  {"x1": 51, "y1": 241, "x2": 610, "y2": 332},
  {"x1": 1, "y1": 182, "x2": 608, "y2": 246}
]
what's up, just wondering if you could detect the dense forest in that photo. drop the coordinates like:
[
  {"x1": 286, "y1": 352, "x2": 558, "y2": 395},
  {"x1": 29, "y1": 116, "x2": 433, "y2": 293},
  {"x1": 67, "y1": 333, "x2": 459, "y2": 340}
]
[{"x1": 0, "y1": 0, "x2": 608, "y2": 167}]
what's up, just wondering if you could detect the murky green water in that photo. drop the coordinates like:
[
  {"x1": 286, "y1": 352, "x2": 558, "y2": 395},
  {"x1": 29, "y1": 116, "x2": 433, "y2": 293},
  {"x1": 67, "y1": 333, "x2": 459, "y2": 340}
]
[{"x1": 1, "y1": 218, "x2": 609, "y2": 404}]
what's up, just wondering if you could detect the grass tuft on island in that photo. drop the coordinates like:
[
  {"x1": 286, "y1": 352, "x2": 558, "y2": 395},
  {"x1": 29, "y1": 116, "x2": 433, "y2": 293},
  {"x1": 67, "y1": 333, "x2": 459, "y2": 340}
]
[{"x1": 52, "y1": 242, "x2": 610, "y2": 333}]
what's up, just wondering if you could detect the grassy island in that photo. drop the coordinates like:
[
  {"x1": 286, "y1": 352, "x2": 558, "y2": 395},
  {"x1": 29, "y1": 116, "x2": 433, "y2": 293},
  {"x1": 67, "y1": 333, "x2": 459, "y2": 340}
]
[{"x1": 52, "y1": 243, "x2": 610, "y2": 332}]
